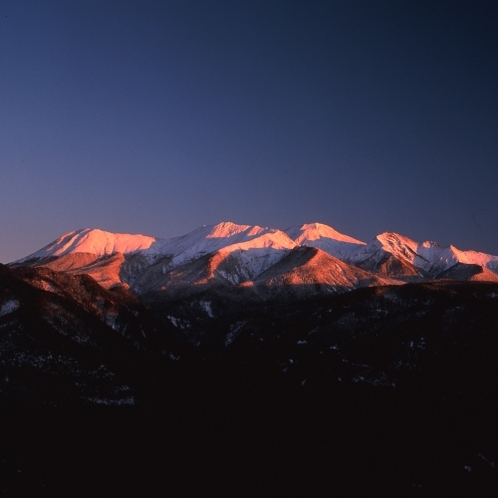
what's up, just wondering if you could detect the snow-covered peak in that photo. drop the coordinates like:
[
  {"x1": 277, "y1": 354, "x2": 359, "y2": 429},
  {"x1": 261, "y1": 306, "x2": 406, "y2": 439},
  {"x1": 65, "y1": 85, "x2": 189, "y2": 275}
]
[
  {"x1": 447, "y1": 245, "x2": 498, "y2": 270},
  {"x1": 160, "y1": 222, "x2": 295, "y2": 266},
  {"x1": 374, "y1": 232, "x2": 498, "y2": 272},
  {"x1": 16, "y1": 228, "x2": 159, "y2": 262},
  {"x1": 285, "y1": 222, "x2": 366, "y2": 260},
  {"x1": 351, "y1": 231, "x2": 498, "y2": 276},
  {"x1": 374, "y1": 232, "x2": 420, "y2": 260},
  {"x1": 286, "y1": 222, "x2": 365, "y2": 245},
  {"x1": 205, "y1": 221, "x2": 254, "y2": 238},
  {"x1": 351, "y1": 231, "x2": 440, "y2": 272}
]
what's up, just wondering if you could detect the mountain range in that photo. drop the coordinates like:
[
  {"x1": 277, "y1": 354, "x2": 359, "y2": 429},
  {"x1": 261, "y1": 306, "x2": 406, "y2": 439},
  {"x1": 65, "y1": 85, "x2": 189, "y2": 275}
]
[{"x1": 11, "y1": 221, "x2": 498, "y2": 298}]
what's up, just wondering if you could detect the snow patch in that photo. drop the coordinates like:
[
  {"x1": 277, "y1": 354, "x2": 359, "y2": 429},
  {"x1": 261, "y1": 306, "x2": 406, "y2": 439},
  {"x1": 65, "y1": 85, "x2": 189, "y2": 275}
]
[
  {"x1": 478, "y1": 453, "x2": 495, "y2": 468},
  {"x1": 0, "y1": 300, "x2": 20, "y2": 317},
  {"x1": 200, "y1": 300, "x2": 214, "y2": 318},
  {"x1": 85, "y1": 396, "x2": 135, "y2": 406},
  {"x1": 225, "y1": 321, "x2": 246, "y2": 346}
]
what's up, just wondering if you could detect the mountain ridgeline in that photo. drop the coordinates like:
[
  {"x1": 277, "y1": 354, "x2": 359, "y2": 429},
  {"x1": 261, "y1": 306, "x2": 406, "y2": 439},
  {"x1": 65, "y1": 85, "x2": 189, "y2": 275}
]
[{"x1": 12, "y1": 221, "x2": 498, "y2": 297}]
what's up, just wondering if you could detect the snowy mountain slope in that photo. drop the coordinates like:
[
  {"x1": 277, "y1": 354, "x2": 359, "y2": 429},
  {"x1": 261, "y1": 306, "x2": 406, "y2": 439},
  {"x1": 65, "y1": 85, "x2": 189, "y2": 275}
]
[
  {"x1": 254, "y1": 246, "x2": 401, "y2": 297},
  {"x1": 349, "y1": 234, "x2": 427, "y2": 280},
  {"x1": 350, "y1": 231, "x2": 498, "y2": 278},
  {"x1": 16, "y1": 228, "x2": 159, "y2": 262},
  {"x1": 131, "y1": 246, "x2": 294, "y2": 295},
  {"x1": 12, "y1": 222, "x2": 299, "y2": 292},
  {"x1": 156, "y1": 221, "x2": 296, "y2": 267},
  {"x1": 441, "y1": 245, "x2": 498, "y2": 273},
  {"x1": 285, "y1": 225, "x2": 498, "y2": 280},
  {"x1": 285, "y1": 222, "x2": 366, "y2": 260},
  {"x1": 16, "y1": 222, "x2": 296, "y2": 265},
  {"x1": 27, "y1": 252, "x2": 128, "y2": 289}
]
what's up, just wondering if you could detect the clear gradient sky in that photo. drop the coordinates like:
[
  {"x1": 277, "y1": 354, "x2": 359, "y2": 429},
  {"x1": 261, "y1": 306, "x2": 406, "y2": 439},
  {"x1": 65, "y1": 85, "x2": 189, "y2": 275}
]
[{"x1": 1, "y1": 0, "x2": 497, "y2": 263}]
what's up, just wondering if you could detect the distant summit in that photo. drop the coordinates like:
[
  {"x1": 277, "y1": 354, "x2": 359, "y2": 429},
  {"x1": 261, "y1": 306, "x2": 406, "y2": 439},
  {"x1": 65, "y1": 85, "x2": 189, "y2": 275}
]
[{"x1": 15, "y1": 228, "x2": 158, "y2": 261}]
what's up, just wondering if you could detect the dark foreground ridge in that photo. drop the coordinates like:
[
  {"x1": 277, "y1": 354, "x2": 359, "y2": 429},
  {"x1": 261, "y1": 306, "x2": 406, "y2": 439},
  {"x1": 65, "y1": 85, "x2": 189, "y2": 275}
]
[{"x1": 1, "y1": 264, "x2": 498, "y2": 495}]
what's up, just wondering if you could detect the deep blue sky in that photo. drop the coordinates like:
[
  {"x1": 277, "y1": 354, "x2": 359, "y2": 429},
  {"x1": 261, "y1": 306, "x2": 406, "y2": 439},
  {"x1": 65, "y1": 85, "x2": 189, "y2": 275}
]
[{"x1": 1, "y1": 0, "x2": 497, "y2": 262}]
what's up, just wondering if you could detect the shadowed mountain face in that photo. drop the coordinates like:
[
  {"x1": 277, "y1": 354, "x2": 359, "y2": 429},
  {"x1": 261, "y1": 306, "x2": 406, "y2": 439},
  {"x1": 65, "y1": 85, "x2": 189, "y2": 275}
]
[
  {"x1": 253, "y1": 246, "x2": 400, "y2": 298},
  {"x1": 0, "y1": 263, "x2": 188, "y2": 405}
]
